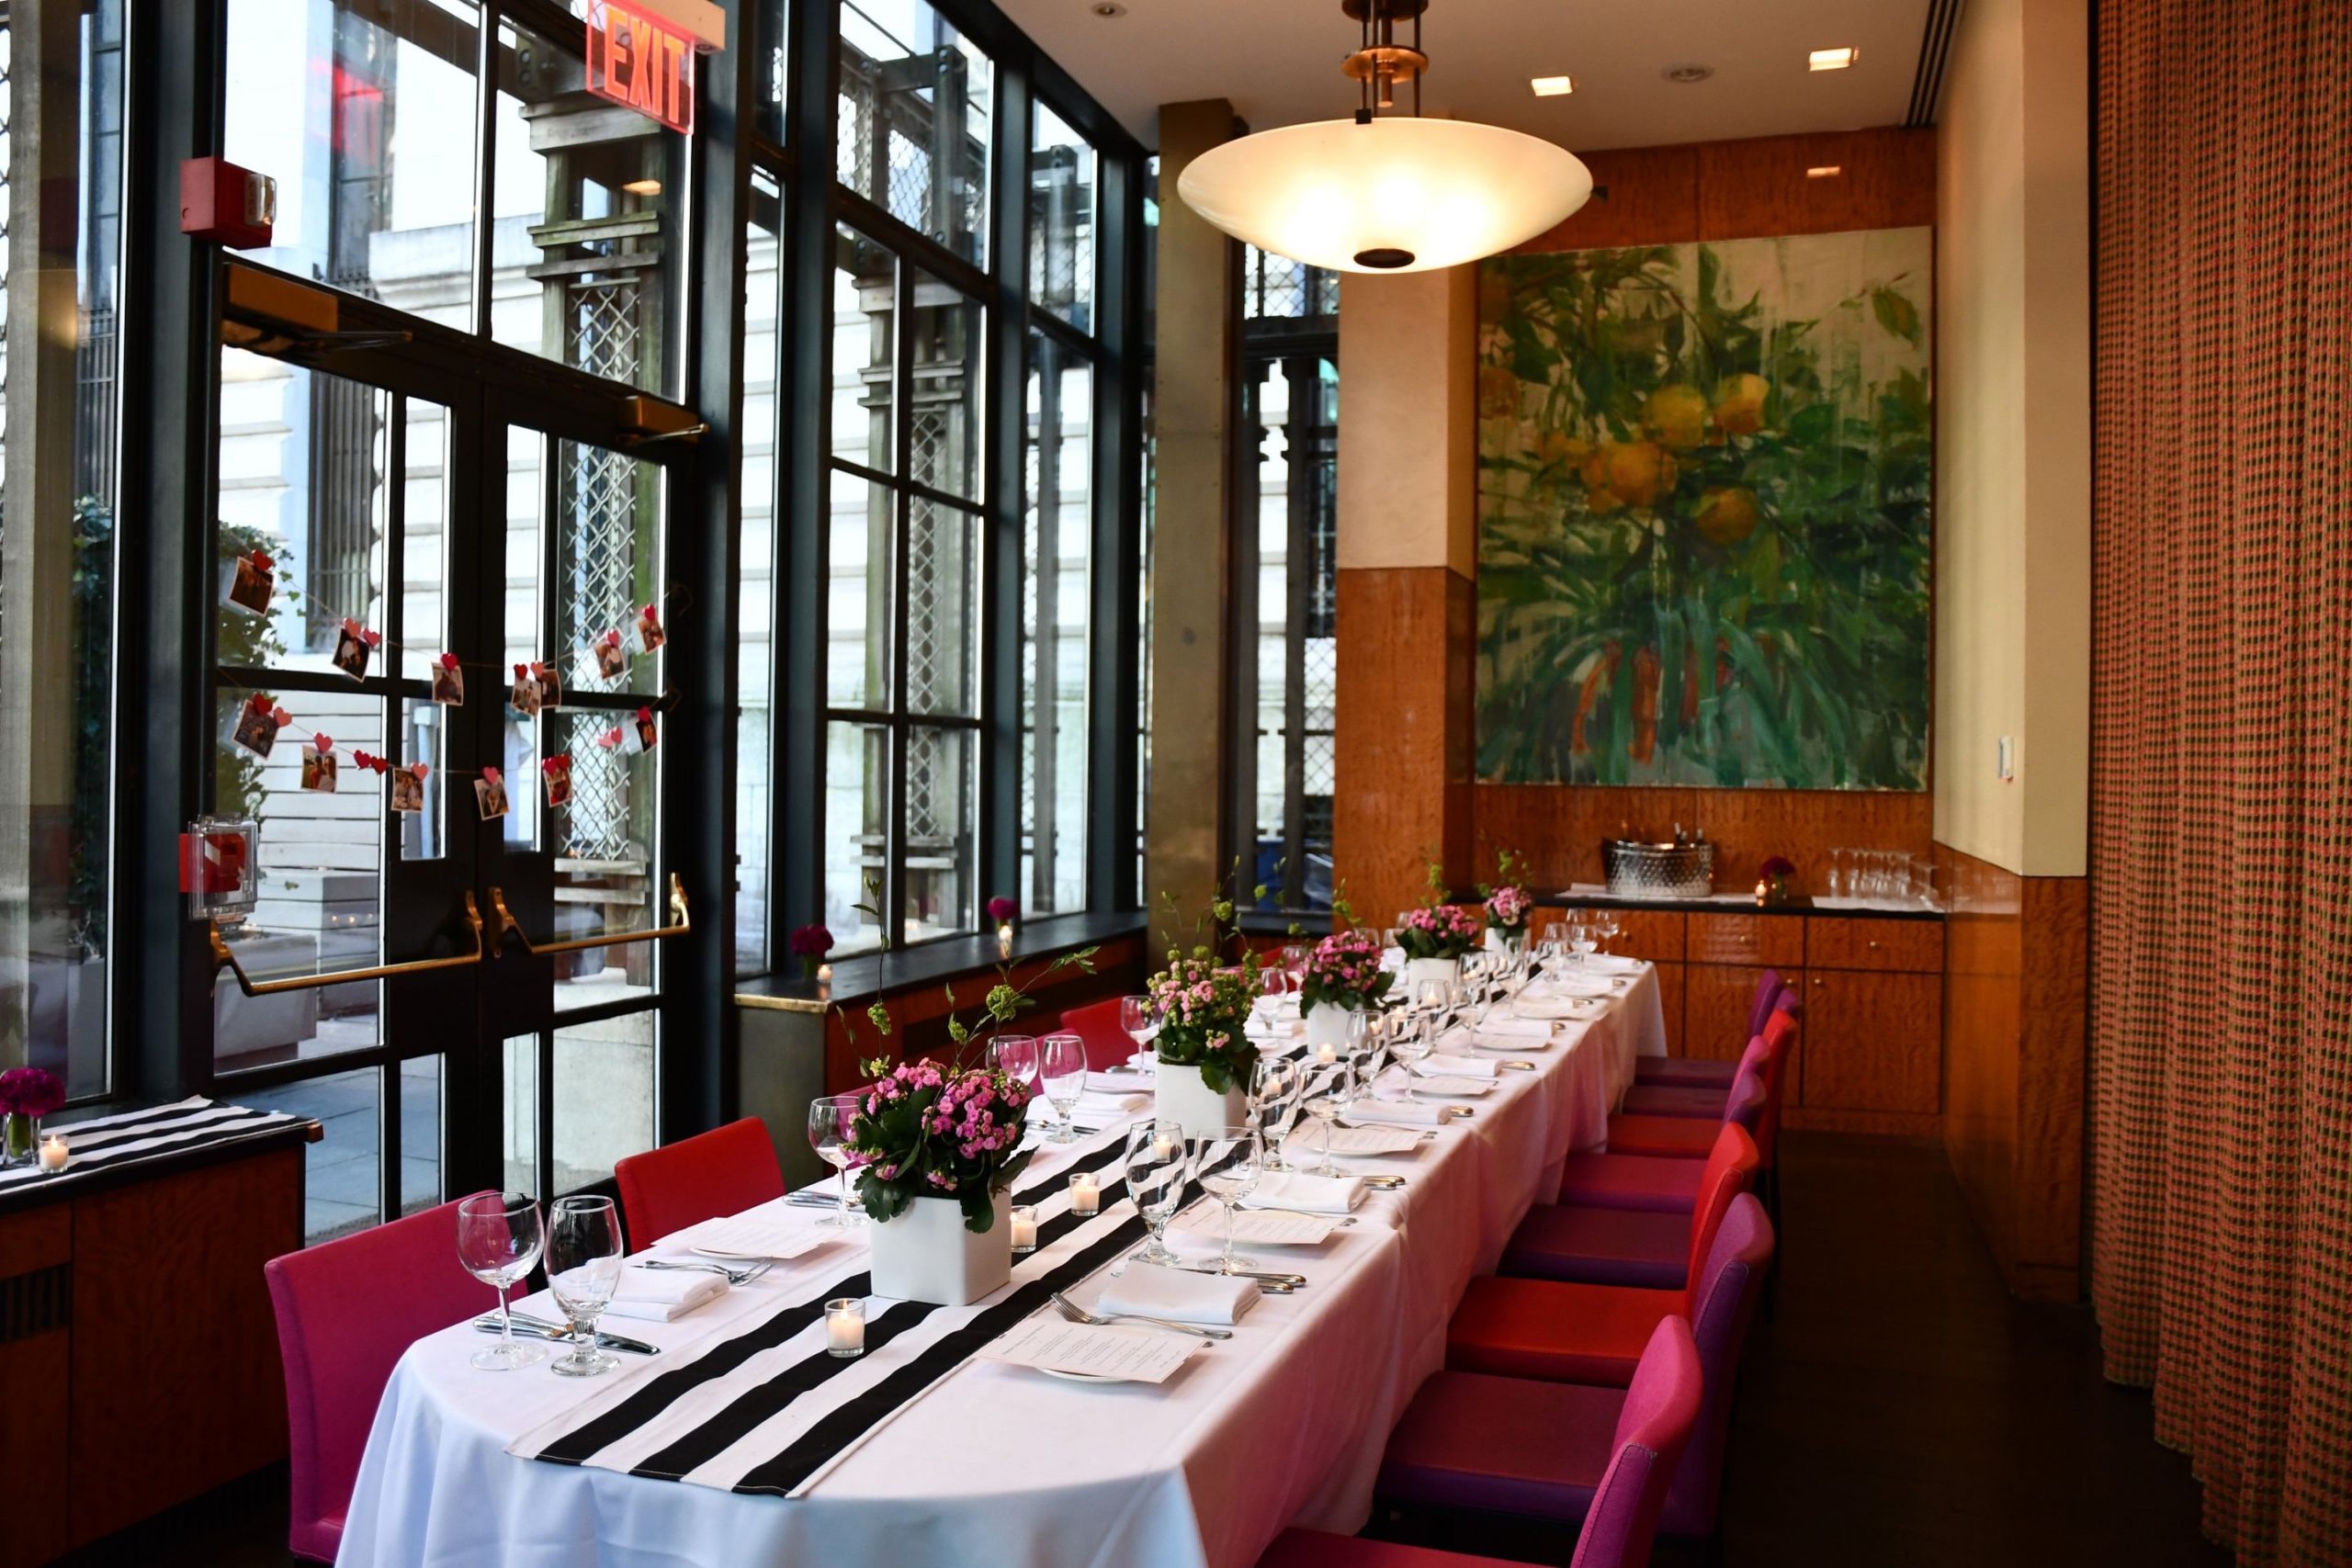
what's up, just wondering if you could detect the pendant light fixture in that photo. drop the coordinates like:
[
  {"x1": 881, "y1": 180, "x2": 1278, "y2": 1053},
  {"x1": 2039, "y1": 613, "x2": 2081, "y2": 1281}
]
[{"x1": 1175, "y1": 0, "x2": 1592, "y2": 274}]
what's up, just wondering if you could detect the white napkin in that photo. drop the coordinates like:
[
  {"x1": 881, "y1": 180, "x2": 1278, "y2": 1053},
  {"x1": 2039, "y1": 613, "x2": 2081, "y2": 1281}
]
[
  {"x1": 1416, "y1": 1053, "x2": 1498, "y2": 1079},
  {"x1": 1343, "y1": 1100, "x2": 1452, "y2": 1128},
  {"x1": 1473, "y1": 1014, "x2": 1560, "y2": 1042},
  {"x1": 606, "y1": 1269, "x2": 727, "y2": 1322},
  {"x1": 1096, "y1": 1268, "x2": 1261, "y2": 1325},
  {"x1": 1078, "y1": 1089, "x2": 1150, "y2": 1116},
  {"x1": 1125, "y1": 1051, "x2": 1159, "y2": 1074},
  {"x1": 1516, "y1": 995, "x2": 1605, "y2": 1020},
  {"x1": 1087, "y1": 1069, "x2": 1150, "y2": 1094},
  {"x1": 1586, "y1": 954, "x2": 1645, "y2": 975},
  {"x1": 1244, "y1": 1171, "x2": 1365, "y2": 1213}
]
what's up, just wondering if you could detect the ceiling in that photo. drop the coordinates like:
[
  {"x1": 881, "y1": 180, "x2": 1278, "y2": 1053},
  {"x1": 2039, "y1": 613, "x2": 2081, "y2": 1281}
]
[{"x1": 1001, "y1": 0, "x2": 1936, "y2": 152}]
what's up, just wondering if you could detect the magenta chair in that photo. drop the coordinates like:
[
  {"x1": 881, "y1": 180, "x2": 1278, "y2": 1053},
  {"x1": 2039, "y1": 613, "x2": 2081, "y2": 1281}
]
[
  {"x1": 1055, "y1": 997, "x2": 1139, "y2": 1071},
  {"x1": 1622, "y1": 992, "x2": 1798, "y2": 1119},
  {"x1": 615, "y1": 1116, "x2": 787, "y2": 1246},
  {"x1": 1261, "y1": 1314, "x2": 1703, "y2": 1568},
  {"x1": 1499, "y1": 1123, "x2": 1758, "y2": 1289},
  {"x1": 265, "y1": 1196, "x2": 497, "y2": 1562},
  {"x1": 1376, "y1": 1197, "x2": 1774, "y2": 1543},
  {"x1": 1633, "y1": 969, "x2": 1783, "y2": 1089}
]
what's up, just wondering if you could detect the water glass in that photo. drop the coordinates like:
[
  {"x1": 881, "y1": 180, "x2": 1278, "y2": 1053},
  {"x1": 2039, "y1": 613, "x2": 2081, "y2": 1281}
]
[
  {"x1": 1190, "y1": 1124, "x2": 1264, "y2": 1275},
  {"x1": 1118, "y1": 995, "x2": 1159, "y2": 1055},
  {"x1": 807, "y1": 1095, "x2": 865, "y2": 1226},
  {"x1": 1125, "y1": 1118, "x2": 1192, "y2": 1263},
  {"x1": 458, "y1": 1191, "x2": 547, "y2": 1371},
  {"x1": 546, "y1": 1194, "x2": 625, "y2": 1378},
  {"x1": 988, "y1": 1033, "x2": 1041, "y2": 1090},
  {"x1": 1251, "y1": 1059, "x2": 1300, "y2": 1171},
  {"x1": 1040, "y1": 1032, "x2": 1088, "y2": 1142}
]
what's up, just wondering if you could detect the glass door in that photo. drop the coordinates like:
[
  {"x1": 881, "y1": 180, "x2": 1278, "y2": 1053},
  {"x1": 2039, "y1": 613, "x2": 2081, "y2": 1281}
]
[{"x1": 205, "y1": 332, "x2": 686, "y2": 1238}]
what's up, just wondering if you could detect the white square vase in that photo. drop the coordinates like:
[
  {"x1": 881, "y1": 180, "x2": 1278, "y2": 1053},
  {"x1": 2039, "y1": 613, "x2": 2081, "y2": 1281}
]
[
  {"x1": 1154, "y1": 1060, "x2": 1250, "y2": 1137},
  {"x1": 866, "y1": 1190, "x2": 1012, "y2": 1306},
  {"x1": 1303, "y1": 1003, "x2": 1363, "y2": 1051},
  {"x1": 1404, "y1": 956, "x2": 1463, "y2": 997}
]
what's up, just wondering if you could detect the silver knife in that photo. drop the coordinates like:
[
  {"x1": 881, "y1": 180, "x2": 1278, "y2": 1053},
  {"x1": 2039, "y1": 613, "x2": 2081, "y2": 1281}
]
[{"x1": 474, "y1": 1314, "x2": 660, "y2": 1355}]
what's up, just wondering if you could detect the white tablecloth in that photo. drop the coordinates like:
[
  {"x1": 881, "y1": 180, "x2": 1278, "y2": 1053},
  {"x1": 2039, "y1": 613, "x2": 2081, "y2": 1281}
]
[{"x1": 335, "y1": 968, "x2": 1661, "y2": 1568}]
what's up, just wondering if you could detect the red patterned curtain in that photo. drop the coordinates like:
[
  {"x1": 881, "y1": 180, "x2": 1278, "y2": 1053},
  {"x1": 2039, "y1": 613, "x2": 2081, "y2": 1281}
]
[{"x1": 2091, "y1": 3, "x2": 2352, "y2": 1563}]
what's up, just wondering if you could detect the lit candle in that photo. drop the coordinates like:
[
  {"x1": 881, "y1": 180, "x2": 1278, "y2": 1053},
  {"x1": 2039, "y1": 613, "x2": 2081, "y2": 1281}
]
[
  {"x1": 997, "y1": 921, "x2": 1015, "y2": 958},
  {"x1": 39, "y1": 1134, "x2": 68, "y2": 1171},
  {"x1": 824, "y1": 1297, "x2": 865, "y2": 1358},
  {"x1": 1010, "y1": 1204, "x2": 1038, "y2": 1253},
  {"x1": 1152, "y1": 1133, "x2": 1176, "y2": 1161},
  {"x1": 1069, "y1": 1171, "x2": 1101, "y2": 1216},
  {"x1": 1315, "y1": 1042, "x2": 1339, "y2": 1066}
]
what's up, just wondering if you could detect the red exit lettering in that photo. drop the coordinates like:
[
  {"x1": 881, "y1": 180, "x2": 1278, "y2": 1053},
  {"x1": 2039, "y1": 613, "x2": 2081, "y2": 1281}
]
[{"x1": 586, "y1": 0, "x2": 695, "y2": 135}]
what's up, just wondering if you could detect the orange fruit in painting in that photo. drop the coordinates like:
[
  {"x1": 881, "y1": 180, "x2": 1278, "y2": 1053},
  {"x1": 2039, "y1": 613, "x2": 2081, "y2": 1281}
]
[
  {"x1": 1642, "y1": 385, "x2": 1711, "y2": 450},
  {"x1": 1694, "y1": 485, "x2": 1760, "y2": 547},
  {"x1": 1602, "y1": 439, "x2": 1677, "y2": 509},
  {"x1": 1713, "y1": 374, "x2": 1770, "y2": 435},
  {"x1": 1478, "y1": 365, "x2": 1521, "y2": 420},
  {"x1": 1541, "y1": 431, "x2": 1593, "y2": 471}
]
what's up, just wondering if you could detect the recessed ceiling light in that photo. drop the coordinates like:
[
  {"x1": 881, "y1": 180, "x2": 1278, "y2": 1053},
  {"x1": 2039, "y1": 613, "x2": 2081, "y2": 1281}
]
[
  {"x1": 1530, "y1": 75, "x2": 1575, "y2": 97},
  {"x1": 1809, "y1": 47, "x2": 1859, "y2": 71},
  {"x1": 1805, "y1": 165, "x2": 1842, "y2": 178},
  {"x1": 1662, "y1": 63, "x2": 1714, "y2": 85},
  {"x1": 622, "y1": 177, "x2": 662, "y2": 196}
]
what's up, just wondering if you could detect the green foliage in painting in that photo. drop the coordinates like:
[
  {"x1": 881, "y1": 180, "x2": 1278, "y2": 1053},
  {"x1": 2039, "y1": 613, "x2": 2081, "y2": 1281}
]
[{"x1": 1475, "y1": 231, "x2": 1933, "y2": 790}]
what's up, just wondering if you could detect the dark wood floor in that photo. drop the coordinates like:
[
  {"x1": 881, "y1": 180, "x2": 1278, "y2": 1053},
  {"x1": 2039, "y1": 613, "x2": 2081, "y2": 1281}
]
[{"x1": 62, "y1": 1133, "x2": 2228, "y2": 1567}]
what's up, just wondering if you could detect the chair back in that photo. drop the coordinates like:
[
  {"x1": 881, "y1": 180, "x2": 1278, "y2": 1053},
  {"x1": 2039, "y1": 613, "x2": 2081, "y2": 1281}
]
[
  {"x1": 1751, "y1": 1003, "x2": 1801, "y2": 1164},
  {"x1": 1570, "y1": 1315, "x2": 1703, "y2": 1568},
  {"x1": 614, "y1": 1116, "x2": 786, "y2": 1247},
  {"x1": 1680, "y1": 1123, "x2": 1761, "y2": 1295},
  {"x1": 1662, "y1": 1194, "x2": 1776, "y2": 1536},
  {"x1": 1744, "y1": 969, "x2": 1784, "y2": 1041},
  {"x1": 264, "y1": 1196, "x2": 494, "y2": 1562},
  {"x1": 1056, "y1": 997, "x2": 1138, "y2": 1071}
]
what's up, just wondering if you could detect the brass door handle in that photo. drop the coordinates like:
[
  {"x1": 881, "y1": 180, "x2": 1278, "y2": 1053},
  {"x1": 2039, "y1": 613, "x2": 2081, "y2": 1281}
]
[
  {"x1": 488, "y1": 874, "x2": 689, "y2": 958},
  {"x1": 211, "y1": 893, "x2": 485, "y2": 996}
]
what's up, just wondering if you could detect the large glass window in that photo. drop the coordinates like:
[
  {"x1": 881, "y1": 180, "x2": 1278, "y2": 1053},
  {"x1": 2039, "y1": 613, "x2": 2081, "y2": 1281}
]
[
  {"x1": 0, "y1": 0, "x2": 127, "y2": 1100},
  {"x1": 1022, "y1": 331, "x2": 1091, "y2": 914},
  {"x1": 1029, "y1": 103, "x2": 1094, "y2": 333},
  {"x1": 738, "y1": 172, "x2": 784, "y2": 976},
  {"x1": 837, "y1": 0, "x2": 992, "y2": 264}
]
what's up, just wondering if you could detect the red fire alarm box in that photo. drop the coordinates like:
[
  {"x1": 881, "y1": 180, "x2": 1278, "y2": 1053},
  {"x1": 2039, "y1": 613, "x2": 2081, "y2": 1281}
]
[{"x1": 181, "y1": 156, "x2": 277, "y2": 248}]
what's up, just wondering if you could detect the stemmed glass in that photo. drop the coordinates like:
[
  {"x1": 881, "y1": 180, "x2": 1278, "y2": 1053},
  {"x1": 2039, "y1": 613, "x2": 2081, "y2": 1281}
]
[
  {"x1": 1390, "y1": 1008, "x2": 1436, "y2": 1098},
  {"x1": 1280, "y1": 942, "x2": 1310, "y2": 984},
  {"x1": 807, "y1": 1095, "x2": 865, "y2": 1226},
  {"x1": 1251, "y1": 1058, "x2": 1300, "y2": 1171},
  {"x1": 458, "y1": 1192, "x2": 547, "y2": 1371},
  {"x1": 1569, "y1": 915, "x2": 1600, "y2": 965},
  {"x1": 1302, "y1": 1050, "x2": 1355, "y2": 1177},
  {"x1": 1118, "y1": 995, "x2": 1159, "y2": 1059},
  {"x1": 1125, "y1": 1118, "x2": 1191, "y2": 1264},
  {"x1": 546, "y1": 1194, "x2": 625, "y2": 1378},
  {"x1": 988, "y1": 1033, "x2": 1041, "y2": 1092},
  {"x1": 1040, "y1": 1032, "x2": 1088, "y2": 1142},
  {"x1": 1190, "y1": 1124, "x2": 1264, "y2": 1276}
]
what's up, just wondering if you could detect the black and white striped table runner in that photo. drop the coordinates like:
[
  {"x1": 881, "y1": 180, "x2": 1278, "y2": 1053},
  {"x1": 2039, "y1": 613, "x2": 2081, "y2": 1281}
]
[
  {"x1": 0, "y1": 1097, "x2": 299, "y2": 1192},
  {"x1": 507, "y1": 1123, "x2": 1246, "y2": 1497}
]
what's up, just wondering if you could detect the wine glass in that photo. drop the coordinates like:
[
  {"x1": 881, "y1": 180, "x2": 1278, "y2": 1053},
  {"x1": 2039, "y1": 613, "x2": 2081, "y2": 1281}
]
[
  {"x1": 546, "y1": 1195, "x2": 625, "y2": 1379},
  {"x1": 1569, "y1": 916, "x2": 1599, "y2": 965},
  {"x1": 458, "y1": 1191, "x2": 547, "y2": 1371},
  {"x1": 1190, "y1": 1124, "x2": 1264, "y2": 1275},
  {"x1": 1302, "y1": 1049, "x2": 1355, "y2": 1178},
  {"x1": 1117, "y1": 995, "x2": 1159, "y2": 1058},
  {"x1": 988, "y1": 1033, "x2": 1041, "y2": 1091},
  {"x1": 1251, "y1": 1058, "x2": 1300, "y2": 1171},
  {"x1": 1125, "y1": 1118, "x2": 1191, "y2": 1263},
  {"x1": 807, "y1": 1095, "x2": 865, "y2": 1226},
  {"x1": 1040, "y1": 1032, "x2": 1088, "y2": 1143},
  {"x1": 1280, "y1": 942, "x2": 1309, "y2": 983}
]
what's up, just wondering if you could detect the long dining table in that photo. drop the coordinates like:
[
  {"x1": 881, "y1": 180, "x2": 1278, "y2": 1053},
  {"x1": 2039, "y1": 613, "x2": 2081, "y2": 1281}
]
[{"x1": 334, "y1": 960, "x2": 1668, "y2": 1568}]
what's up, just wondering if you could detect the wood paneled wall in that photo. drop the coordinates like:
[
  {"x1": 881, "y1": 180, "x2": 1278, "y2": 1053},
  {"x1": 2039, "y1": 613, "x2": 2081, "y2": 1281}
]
[{"x1": 1938, "y1": 842, "x2": 2087, "y2": 1300}]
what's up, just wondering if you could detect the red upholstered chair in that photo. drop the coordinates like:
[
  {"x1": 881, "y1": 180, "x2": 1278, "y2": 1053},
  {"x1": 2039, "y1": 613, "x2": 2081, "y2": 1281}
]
[
  {"x1": 1621, "y1": 996, "x2": 1799, "y2": 1118},
  {"x1": 1376, "y1": 1197, "x2": 1774, "y2": 1543},
  {"x1": 1445, "y1": 1148, "x2": 1750, "y2": 1385},
  {"x1": 1266, "y1": 1317, "x2": 1703, "y2": 1568},
  {"x1": 1601, "y1": 1042, "x2": 1770, "y2": 1161},
  {"x1": 1634, "y1": 968, "x2": 1782, "y2": 1089},
  {"x1": 1498, "y1": 1124, "x2": 1758, "y2": 1288},
  {"x1": 265, "y1": 1196, "x2": 498, "y2": 1562},
  {"x1": 614, "y1": 1116, "x2": 786, "y2": 1246},
  {"x1": 1055, "y1": 997, "x2": 1138, "y2": 1071}
]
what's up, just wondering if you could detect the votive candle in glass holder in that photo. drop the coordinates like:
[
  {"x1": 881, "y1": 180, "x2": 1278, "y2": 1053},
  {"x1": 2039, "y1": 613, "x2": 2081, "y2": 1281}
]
[
  {"x1": 39, "y1": 1134, "x2": 68, "y2": 1171},
  {"x1": 1068, "y1": 1171, "x2": 1101, "y2": 1217},
  {"x1": 1010, "y1": 1203, "x2": 1038, "y2": 1254},
  {"x1": 825, "y1": 1297, "x2": 865, "y2": 1358}
]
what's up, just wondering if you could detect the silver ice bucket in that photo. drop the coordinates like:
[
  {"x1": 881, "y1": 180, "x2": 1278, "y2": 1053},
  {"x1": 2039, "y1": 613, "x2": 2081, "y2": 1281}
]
[{"x1": 1600, "y1": 839, "x2": 1715, "y2": 899}]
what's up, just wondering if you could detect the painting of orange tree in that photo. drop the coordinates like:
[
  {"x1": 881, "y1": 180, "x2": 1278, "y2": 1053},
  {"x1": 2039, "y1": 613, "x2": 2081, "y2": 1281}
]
[{"x1": 1476, "y1": 229, "x2": 1932, "y2": 789}]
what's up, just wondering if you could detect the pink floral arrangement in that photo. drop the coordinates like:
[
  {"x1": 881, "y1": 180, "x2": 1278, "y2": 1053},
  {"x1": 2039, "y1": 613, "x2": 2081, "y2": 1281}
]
[
  {"x1": 0, "y1": 1066, "x2": 64, "y2": 1120},
  {"x1": 1146, "y1": 951, "x2": 1261, "y2": 1093},
  {"x1": 987, "y1": 896, "x2": 1017, "y2": 922},
  {"x1": 1396, "y1": 902, "x2": 1485, "y2": 961},
  {"x1": 1485, "y1": 885, "x2": 1534, "y2": 933},
  {"x1": 846, "y1": 1059, "x2": 1036, "y2": 1232},
  {"x1": 1298, "y1": 929, "x2": 1395, "y2": 1017},
  {"x1": 788, "y1": 922, "x2": 834, "y2": 978},
  {"x1": 1760, "y1": 856, "x2": 1797, "y2": 878}
]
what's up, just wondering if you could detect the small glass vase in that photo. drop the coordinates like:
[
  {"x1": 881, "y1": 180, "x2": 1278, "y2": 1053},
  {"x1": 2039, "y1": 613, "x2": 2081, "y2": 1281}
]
[{"x1": 3, "y1": 1112, "x2": 38, "y2": 1169}]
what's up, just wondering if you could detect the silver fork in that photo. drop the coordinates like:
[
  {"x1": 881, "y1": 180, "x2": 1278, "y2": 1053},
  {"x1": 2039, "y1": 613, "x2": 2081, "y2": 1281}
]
[
  {"x1": 1051, "y1": 1289, "x2": 1231, "y2": 1340},
  {"x1": 639, "y1": 1258, "x2": 774, "y2": 1286}
]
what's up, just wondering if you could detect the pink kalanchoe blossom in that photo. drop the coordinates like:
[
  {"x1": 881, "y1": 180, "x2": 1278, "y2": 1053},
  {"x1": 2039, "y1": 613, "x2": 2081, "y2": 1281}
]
[{"x1": 1486, "y1": 885, "x2": 1534, "y2": 931}]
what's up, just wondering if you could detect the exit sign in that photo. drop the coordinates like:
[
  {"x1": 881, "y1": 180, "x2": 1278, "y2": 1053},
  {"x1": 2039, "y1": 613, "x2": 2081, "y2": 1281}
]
[{"x1": 586, "y1": 0, "x2": 696, "y2": 134}]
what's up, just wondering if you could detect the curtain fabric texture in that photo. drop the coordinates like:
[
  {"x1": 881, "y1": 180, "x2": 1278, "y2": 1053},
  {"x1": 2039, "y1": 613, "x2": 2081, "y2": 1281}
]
[{"x1": 2091, "y1": 3, "x2": 2352, "y2": 1563}]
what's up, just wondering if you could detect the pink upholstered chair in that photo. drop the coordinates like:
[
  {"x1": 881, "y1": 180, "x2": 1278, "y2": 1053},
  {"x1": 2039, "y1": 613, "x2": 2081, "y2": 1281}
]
[
  {"x1": 1055, "y1": 997, "x2": 1139, "y2": 1071},
  {"x1": 1261, "y1": 1314, "x2": 1703, "y2": 1568},
  {"x1": 1499, "y1": 1123, "x2": 1759, "y2": 1288},
  {"x1": 1377, "y1": 1196, "x2": 1775, "y2": 1543},
  {"x1": 264, "y1": 1196, "x2": 498, "y2": 1562},
  {"x1": 1634, "y1": 968, "x2": 1783, "y2": 1089},
  {"x1": 615, "y1": 1116, "x2": 786, "y2": 1246},
  {"x1": 1621, "y1": 993, "x2": 1800, "y2": 1120}
]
